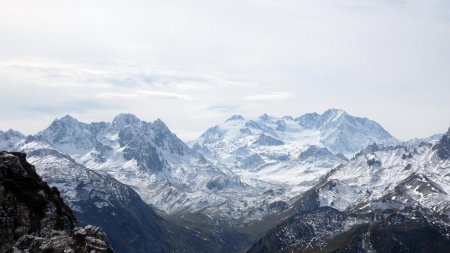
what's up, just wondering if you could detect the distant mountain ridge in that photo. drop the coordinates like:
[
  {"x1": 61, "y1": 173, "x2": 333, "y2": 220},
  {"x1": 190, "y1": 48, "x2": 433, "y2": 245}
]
[
  {"x1": 195, "y1": 109, "x2": 395, "y2": 162},
  {"x1": 37, "y1": 113, "x2": 198, "y2": 173},
  {"x1": 4, "y1": 109, "x2": 448, "y2": 253},
  {"x1": 0, "y1": 129, "x2": 24, "y2": 150},
  {"x1": 0, "y1": 109, "x2": 398, "y2": 227},
  {"x1": 28, "y1": 112, "x2": 322, "y2": 226}
]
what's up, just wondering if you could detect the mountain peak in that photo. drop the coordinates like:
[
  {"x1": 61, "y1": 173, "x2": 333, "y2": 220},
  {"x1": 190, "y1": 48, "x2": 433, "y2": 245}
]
[
  {"x1": 0, "y1": 129, "x2": 24, "y2": 138},
  {"x1": 112, "y1": 113, "x2": 140, "y2": 129},
  {"x1": 45, "y1": 115, "x2": 83, "y2": 131},
  {"x1": 225, "y1": 115, "x2": 245, "y2": 122},
  {"x1": 322, "y1": 108, "x2": 347, "y2": 118},
  {"x1": 57, "y1": 115, "x2": 80, "y2": 124},
  {"x1": 259, "y1": 113, "x2": 272, "y2": 121},
  {"x1": 0, "y1": 129, "x2": 25, "y2": 150},
  {"x1": 152, "y1": 118, "x2": 170, "y2": 131}
]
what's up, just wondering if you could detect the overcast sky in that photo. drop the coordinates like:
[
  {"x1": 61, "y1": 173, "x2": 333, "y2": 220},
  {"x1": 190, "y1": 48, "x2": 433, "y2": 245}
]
[{"x1": 0, "y1": 0, "x2": 449, "y2": 141}]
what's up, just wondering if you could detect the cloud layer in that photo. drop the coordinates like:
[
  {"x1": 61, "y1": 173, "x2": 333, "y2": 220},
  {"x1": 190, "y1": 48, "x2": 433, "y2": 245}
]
[{"x1": 0, "y1": 0, "x2": 449, "y2": 140}]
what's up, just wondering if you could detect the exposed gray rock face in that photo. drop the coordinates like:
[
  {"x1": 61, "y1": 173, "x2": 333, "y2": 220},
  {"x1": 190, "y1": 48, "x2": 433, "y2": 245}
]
[
  {"x1": 434, "y1": 127, "x2": 450, "y2": 159},
  {"x1": 0, "y1": 152, "x2": 114, "y2": 253}
]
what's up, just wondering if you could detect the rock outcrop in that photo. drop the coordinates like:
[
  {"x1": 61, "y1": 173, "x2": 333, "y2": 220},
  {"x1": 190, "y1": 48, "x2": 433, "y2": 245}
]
[
  {"x1": 434, "y1": 127, "x2": 450, "y2": 159},
  {"x1": 0, "y1": 151, "x2": 114, "y2": 253}
]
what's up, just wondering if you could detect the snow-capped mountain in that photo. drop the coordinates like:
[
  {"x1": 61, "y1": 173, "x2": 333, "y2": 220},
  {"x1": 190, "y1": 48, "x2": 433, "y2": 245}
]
[
  {"x1": 0, "y1": 110, "x2": 398, "y2": 226},
  {"x1": 0, "y1": 129, "x2": 24, "y2": 150},
  {"x1": 296, "y1": 109, "x2": 395, "y2": 154},
  {"x1": 20, "y1": 137, "x2": 174, "y2": 253},
  {"x1": 11, "y1": 136, "x2": 249, "y2": 253},
  {"x1": 1, "y1": 111, "x2": 449, "y2": 252},
  {"x1": 192, "y1": 109, "x2": 394, "y2": 205},
  {"x1": 316, "y1": 130, "x2": 450, "y2": 214},
  {"x1": 37, "y1": 114, "x2": 211, "y2": 205},
  {"x1": 37, "y1": 113, "x2": 200, "y2": 173},
  {"x1": 30, "y1": 114, "x2": 285, "y2": 225},
  {"x1": 194, "y1": 109, "x2": 395, "y2": 164},
  {"x1": 247, "y1": 128, "x2": 450, "y2": 253}
]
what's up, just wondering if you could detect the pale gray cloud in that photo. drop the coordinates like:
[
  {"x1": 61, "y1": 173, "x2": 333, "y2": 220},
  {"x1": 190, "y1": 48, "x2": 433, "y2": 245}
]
[
  {"x1": 244, "y1": 92, "x2": 295, "y2": 102},
  {"x1": 97, "y1": 90, "x2": 194, "y2": 100},
  {"x1": 0, "y1": 0, "x2": 449, "y2": 140},
  {"x1": 207, "y1": 105, "x2": 240, "y2": 113},
  {"x1": 22, "y1": 100, "x2": 122, "y2": 114},
  {"x1": 136, "y1": 90, "x2": 194, "y2": 100}
]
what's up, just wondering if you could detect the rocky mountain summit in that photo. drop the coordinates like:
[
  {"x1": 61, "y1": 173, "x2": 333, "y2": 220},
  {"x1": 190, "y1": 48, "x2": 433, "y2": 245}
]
[{"x1": 0, "y1": 151, "x2": 114, "y2": 253}]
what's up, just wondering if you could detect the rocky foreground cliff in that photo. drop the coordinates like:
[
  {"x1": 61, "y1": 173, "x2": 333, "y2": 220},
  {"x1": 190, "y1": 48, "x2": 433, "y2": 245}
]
[{"x1": 0, "y1": 151, "x2": 114, "y2": 253}]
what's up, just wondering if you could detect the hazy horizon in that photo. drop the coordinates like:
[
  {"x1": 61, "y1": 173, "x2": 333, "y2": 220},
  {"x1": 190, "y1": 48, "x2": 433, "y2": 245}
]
[{"x1": 0, "y1": 109, "x2": 447, "y2": 142}]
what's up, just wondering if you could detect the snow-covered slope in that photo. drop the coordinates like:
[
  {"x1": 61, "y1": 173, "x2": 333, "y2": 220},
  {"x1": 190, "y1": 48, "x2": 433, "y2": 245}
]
[
  {"x1": 248, "y1": 127, "x2": 450, "y2": 253},
  {"x1": 192, "y1": 109, "x2": 394, "y2": 204},
  {"x1": 194, "y1": 109, "x2": 395, "y2": 164},
  {"x1": 317, "y1": 129, "x2": 450, "y2": 215},
  {"x1": 16, "y1": 137, "x2": 250, "y2": 253},
  {"x1": 297, "y1": 109, "x2": 395, "y2": 154},
  {"x1": 18, "y1": 137, "x2": 174, "y2": 253},
  {"x1": 37, "y1": 114, "x2": 201, "y2": 173},
  {"x1": 0, "y1": 129, "x2": 24, "y2": 150}
]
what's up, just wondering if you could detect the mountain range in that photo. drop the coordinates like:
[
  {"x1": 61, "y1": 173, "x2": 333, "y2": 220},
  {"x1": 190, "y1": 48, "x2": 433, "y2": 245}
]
[
  {"x1": 249, "y1": 128, "x2": 450, "y2": 252},
  {"x1": 1, "y1": 109, "x2": 449, "y2": 252}
]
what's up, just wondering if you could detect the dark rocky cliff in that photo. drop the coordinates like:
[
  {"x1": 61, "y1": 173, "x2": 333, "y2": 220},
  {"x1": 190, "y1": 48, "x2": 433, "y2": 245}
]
[{"x1": 0, "y1": 151, "x2": 114, "y2": 253}]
